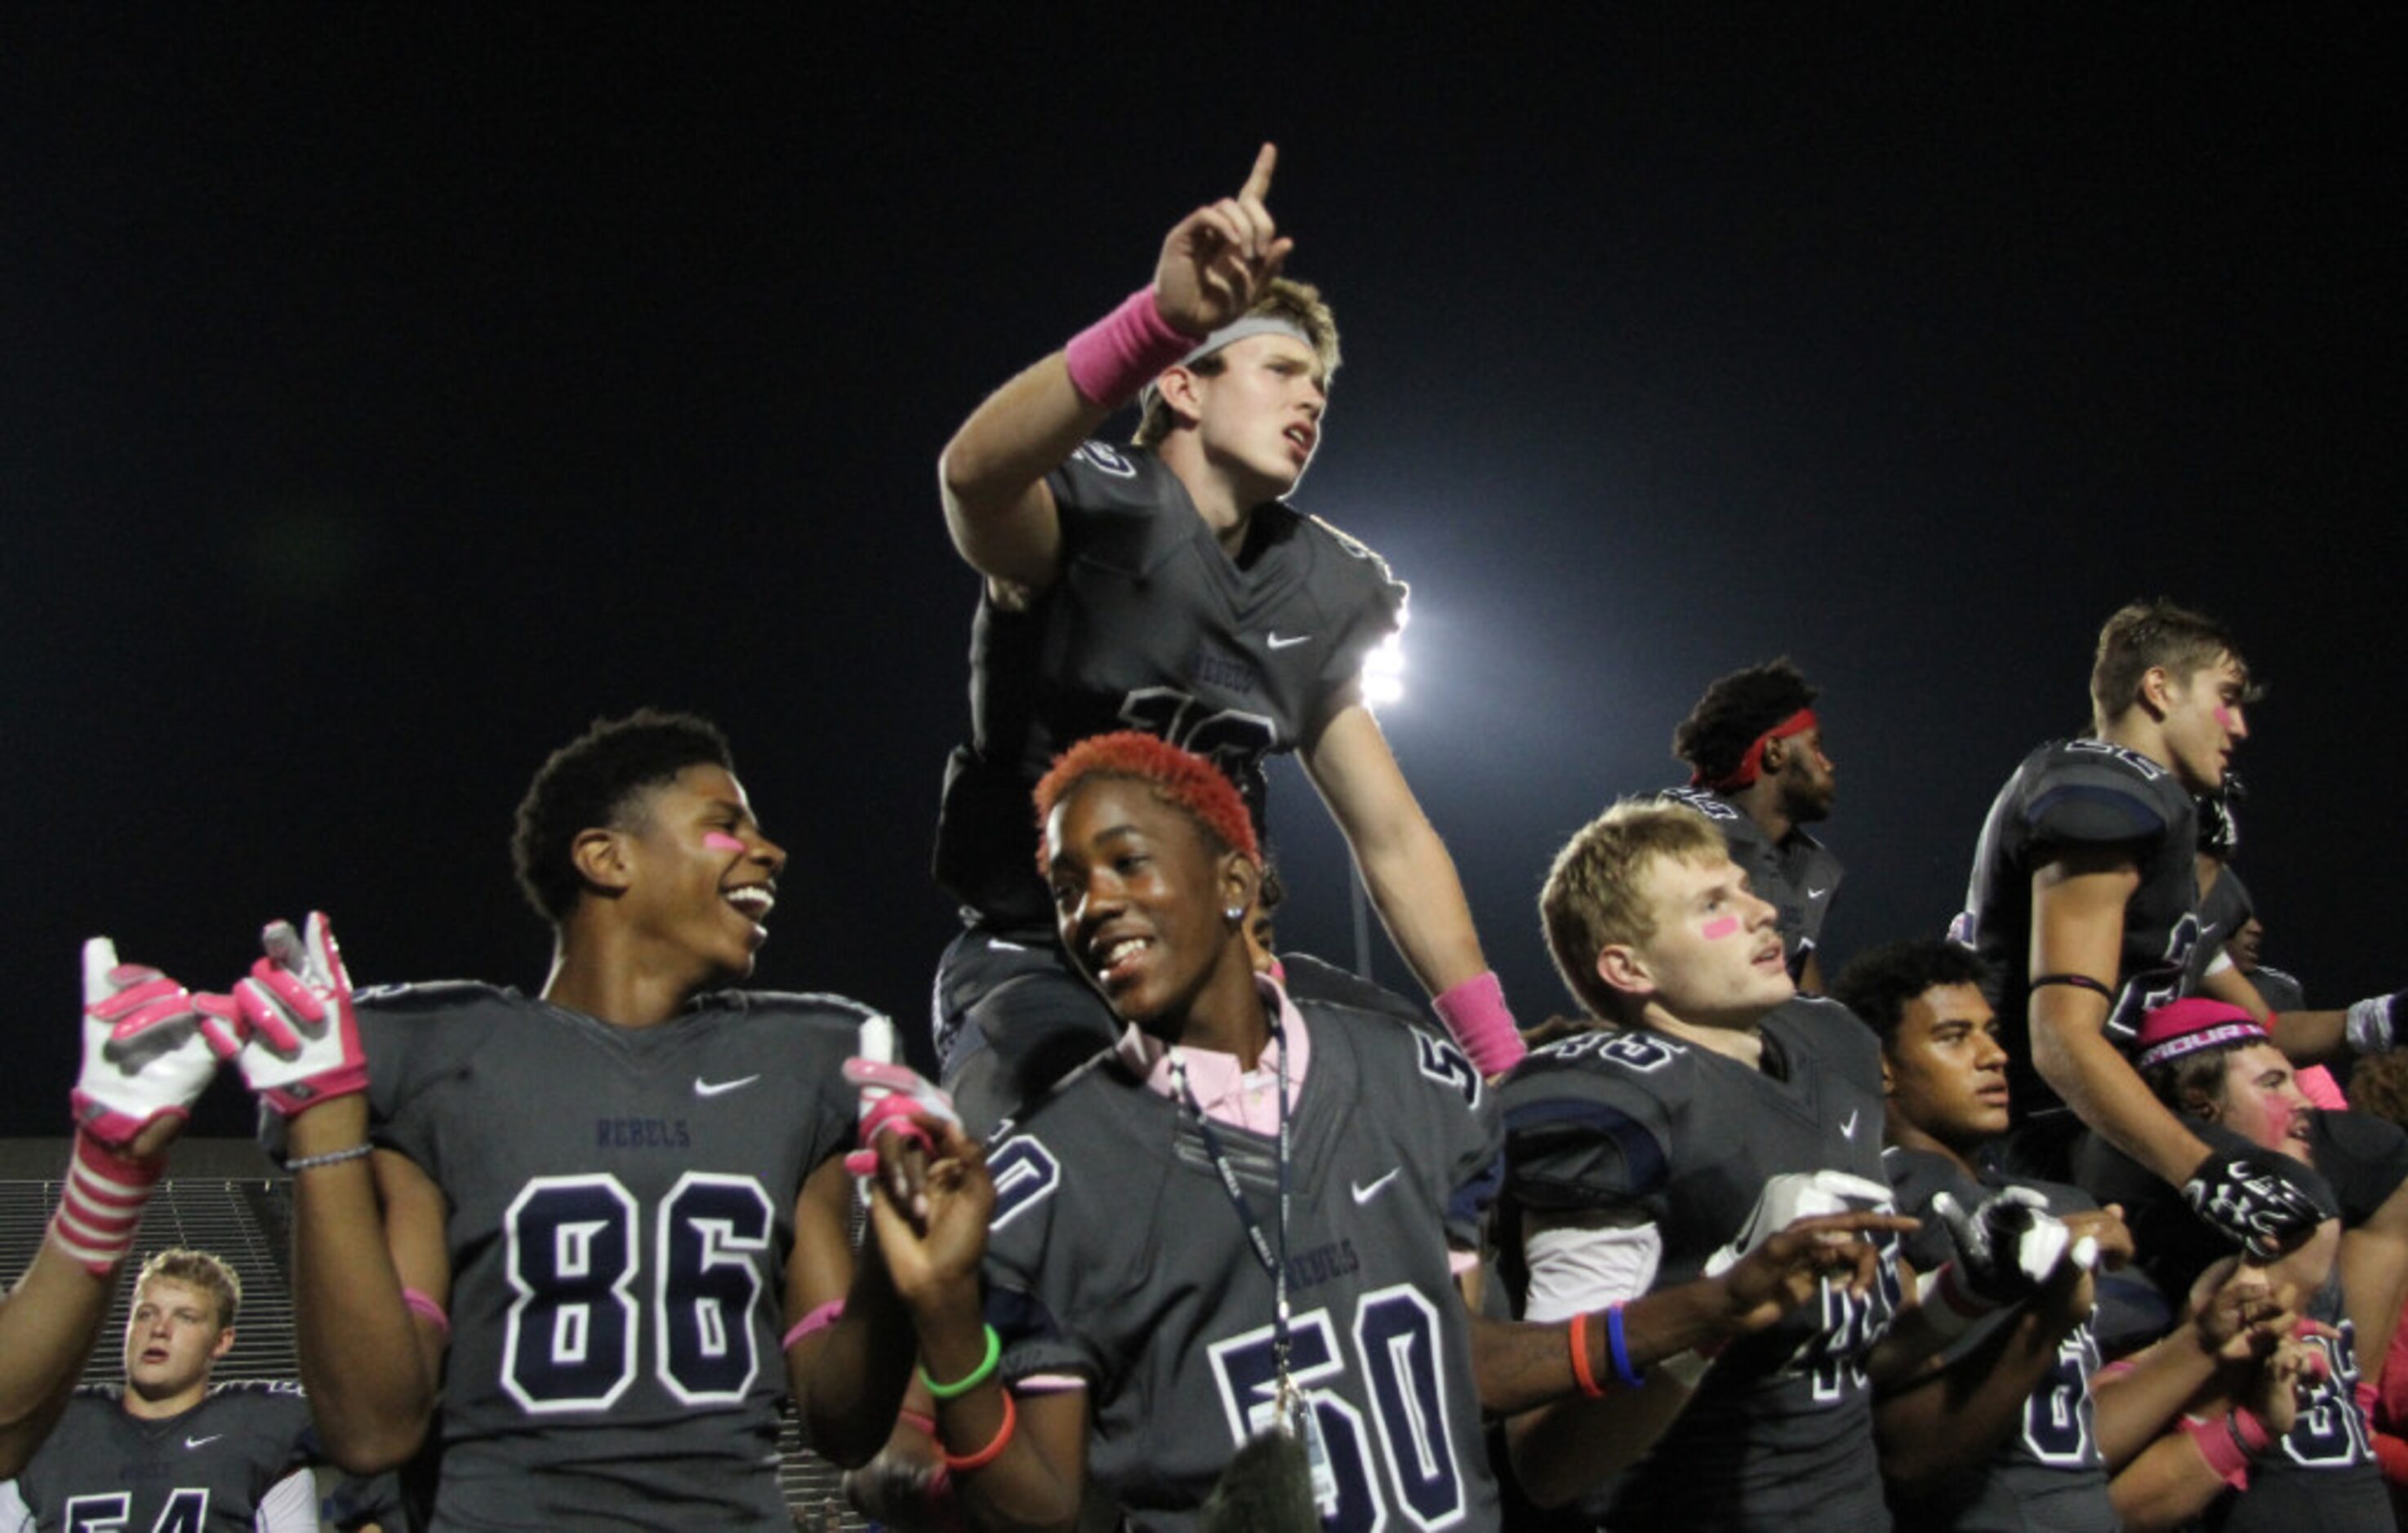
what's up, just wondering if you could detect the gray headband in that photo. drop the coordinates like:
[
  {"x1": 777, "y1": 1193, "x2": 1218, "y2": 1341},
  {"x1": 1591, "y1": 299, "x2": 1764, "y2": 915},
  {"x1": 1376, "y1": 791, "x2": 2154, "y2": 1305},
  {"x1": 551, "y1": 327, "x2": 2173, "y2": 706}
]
[{"x1": 1137, "y1": 315, "x2": 1318, "y2": 412}]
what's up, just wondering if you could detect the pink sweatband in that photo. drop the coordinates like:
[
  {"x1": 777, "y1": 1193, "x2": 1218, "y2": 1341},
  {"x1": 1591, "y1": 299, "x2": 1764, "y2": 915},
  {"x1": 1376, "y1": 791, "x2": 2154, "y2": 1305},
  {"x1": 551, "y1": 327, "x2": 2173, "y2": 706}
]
[
  {"x1": 48, "y1": 1131, "x2": 163, "y2": 1276},
  {"x1": 861, "y1": 1093, "x2": 938, "y2": 1149},
  {"x1": 1062, "y1": 287, "x2": 1198, "y2": 408},
  {"x1": 401, "y1": 1287, "x2": 451, "y2": 1338},
  {"x1": 783, "y1": 1300, "x2": 844, "y2": 1351},
  {"x1": 1432, "y1": 971, "x2": 1525, "y2": 1075},
  {"x1": 898, "y1": 1409, "x2": 937, "y2": 1436},
  {"x1": 2184, "y1": 1409, "x2": 2271, "y2": 1489}
]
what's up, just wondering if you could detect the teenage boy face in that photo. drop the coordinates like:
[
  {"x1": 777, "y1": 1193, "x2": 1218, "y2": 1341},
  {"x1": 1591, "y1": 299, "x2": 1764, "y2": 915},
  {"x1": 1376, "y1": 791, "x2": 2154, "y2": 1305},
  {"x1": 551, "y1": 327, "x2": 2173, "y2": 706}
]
[{"x1": 1885, "y1": 982, "x2": 2010, "y2": 1150}]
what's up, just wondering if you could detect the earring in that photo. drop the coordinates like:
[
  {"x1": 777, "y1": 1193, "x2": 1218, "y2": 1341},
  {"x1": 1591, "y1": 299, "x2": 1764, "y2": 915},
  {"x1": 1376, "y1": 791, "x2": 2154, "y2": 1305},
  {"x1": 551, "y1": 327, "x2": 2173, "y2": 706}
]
[{"x1": 1225, "y1": 905, "x2": 1245, "y2": 925}]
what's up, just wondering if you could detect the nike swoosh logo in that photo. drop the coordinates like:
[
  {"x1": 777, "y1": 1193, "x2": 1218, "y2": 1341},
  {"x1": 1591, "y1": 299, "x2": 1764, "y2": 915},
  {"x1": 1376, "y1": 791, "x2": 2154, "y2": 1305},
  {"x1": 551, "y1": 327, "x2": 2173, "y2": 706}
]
[
  {"x1": 1840, "y1": 1109, "x2": 1860, "y2": 1140},
  {"x1": 185, "y1": 1434, "x2": 222, "y2": 1449},
  {"x1": 1808, "y1": 887, "x2": 1829, "y2": 900},
  {"x1": 1266, "y1": 633, "x2": 1311, "y2": 649},
  {"x1": 694, "y1": 1074, "x2": 760, "y2": 1098},
  {"x1": 1351, "y1": 1167, "x2": 1401, "y2": 1203}
]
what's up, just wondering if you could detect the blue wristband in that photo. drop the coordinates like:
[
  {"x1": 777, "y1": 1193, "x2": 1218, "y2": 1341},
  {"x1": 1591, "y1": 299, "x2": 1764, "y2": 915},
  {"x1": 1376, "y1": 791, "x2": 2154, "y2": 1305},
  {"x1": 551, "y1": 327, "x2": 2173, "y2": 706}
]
[{"x1": 1605, "y1": 1302, "x2": 1645, "y2": 1388}]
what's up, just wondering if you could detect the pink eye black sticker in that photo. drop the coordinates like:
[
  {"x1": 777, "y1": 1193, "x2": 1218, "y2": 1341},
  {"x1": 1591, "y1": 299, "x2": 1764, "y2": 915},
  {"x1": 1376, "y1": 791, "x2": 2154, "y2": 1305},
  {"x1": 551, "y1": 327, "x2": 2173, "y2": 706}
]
[
  {"x1": 1701, "y1": 916, "x2": 1740, "y2": 940},
  {"x1": 703, "y1": 832, "x2": 747, "y2": 854}
]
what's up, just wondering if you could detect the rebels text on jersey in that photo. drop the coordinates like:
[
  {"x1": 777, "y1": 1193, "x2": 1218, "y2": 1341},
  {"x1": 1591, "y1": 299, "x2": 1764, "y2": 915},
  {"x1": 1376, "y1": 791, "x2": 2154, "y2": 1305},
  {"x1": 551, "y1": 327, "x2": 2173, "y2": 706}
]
[
  {"x1": 296, "y1": 982, "x2": 870, "y2": 1531},
  {"x1": 979, "y1": 999, "x2": 1502, "y2": 1533},
  {"x1": 1955, "y1": 740, "x2": 2201, "y2": 1118},
  {"x1": 1498, "y1": 998, "x2": 1900, "y2": 1531},
  {"x1": 935, "y1": 442, "x2": 1406, "y2": 928}
]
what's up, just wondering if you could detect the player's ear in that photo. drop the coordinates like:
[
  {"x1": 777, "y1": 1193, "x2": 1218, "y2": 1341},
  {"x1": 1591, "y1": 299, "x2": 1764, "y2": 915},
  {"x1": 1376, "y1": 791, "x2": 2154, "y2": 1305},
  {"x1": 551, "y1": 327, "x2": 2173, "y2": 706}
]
[
  {"x1": 210, "y1": 1326, "x2": 237, "y2": 1362},
  {"x1": 1879, "y1": 1053, "x2": 1895, "y2": 1097},
  {"x1": 2137, "y1": 664, "x2": 2177, "y2": 720},
  {"x1": 572, "y1": 826, "x2": 634, "y2": 896},
  {"x1": 1595, "y1": 944, "x2": 1650, "y2": 999},
  {"x1": 1218, "y1": 852, "x2": 1261, "y2": 931},
  {"x1": 1760, "y1": 735, "x2": 1786, "y2": 771},
  {"x1": 1155, "y1": 364, "x2": 1207, "y2": 429}
]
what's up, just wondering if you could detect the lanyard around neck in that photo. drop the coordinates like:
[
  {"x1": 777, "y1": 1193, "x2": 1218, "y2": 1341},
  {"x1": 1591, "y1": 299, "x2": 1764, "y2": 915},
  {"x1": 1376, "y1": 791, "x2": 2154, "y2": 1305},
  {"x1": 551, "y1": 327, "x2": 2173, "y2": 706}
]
[{"x1": 1169, "y1": 1018, "x2": 1293, "y2": 1384}]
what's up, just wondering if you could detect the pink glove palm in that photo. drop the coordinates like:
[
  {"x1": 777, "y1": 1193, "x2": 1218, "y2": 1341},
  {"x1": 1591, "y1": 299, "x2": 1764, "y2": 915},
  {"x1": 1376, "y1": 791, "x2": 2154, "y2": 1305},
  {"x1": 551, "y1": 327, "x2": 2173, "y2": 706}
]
[
  {"x1": 71, "y1": 937, "x2": 238, "y2": 1149},
  {"x1": 230, "y1": 913, "x2": 369, "y2": 1116}
]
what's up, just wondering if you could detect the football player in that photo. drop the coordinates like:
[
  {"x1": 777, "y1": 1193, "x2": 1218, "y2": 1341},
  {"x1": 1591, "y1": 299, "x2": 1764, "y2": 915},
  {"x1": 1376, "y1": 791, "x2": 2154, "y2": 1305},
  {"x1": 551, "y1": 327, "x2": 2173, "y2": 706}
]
[
  {"x1": 1662, "y1": 658, "x2": 1843, "y2": 991},
  {"x1": 0, "y1": 1250, "x2": 318, "y2": 1531},
  {"x1": 930, "y1": 144, "x2": 1522, "y2": 1136},
  {"x1": 216, "y1": 711, "x2": 986, "y2": 1528},
  {"x1": 1501, "y1": 799, "x2": 1954, "y2": 1527},
  {"x1": 1954, "y1": 599, "x2": 2366, "y2": 1254},
  {"x1": 2, "y1": 942, "x2": 228, "y2": 1478},
  {"x1": 1834, "y1": 940, "x2": 2314, "y2": 1531},
  {"x1": 900, "y1": 737, "x2": 1900, "y2": 1532},
  {"x1": 2108, "y1": 998, "x2": 2408, "y2": 1529}
]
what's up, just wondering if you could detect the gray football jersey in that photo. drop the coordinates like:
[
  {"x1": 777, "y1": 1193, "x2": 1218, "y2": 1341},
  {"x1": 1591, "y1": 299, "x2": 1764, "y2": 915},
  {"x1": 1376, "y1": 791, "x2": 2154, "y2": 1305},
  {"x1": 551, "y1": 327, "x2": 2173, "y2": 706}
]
[
  {"x1": 2211, "y1": 1283, "x2": 2389, "y2": 1531},
  {"x1": 1498, "y1": 999, "x2": 1900, "y2": 1531},
  {"x1": 1658, "y1": 788, "x2": 1844, "y2": 980},
  {"x1": 935, "y1": 442, "x2": 1407, "y2": 926},
  {"x1": 979, "y1": 1002, "x2": 1502, "y2": 1533},
  {"x1": 1881, "y1": 1149, "x2": 2113, "y2": 1533},
  {"x1": 9, "y1": 1383, "x2": 313, "y2": 1532},
  {"x1": 2186, "y1": 865, "x2": 2253, "y2": 992},
  {"x1": 352, "y1": 983, "x2": 869, "y2": 1531},
  {"x1": 1955, "y1": 739, "x2": 2202, "y2": 1119}
]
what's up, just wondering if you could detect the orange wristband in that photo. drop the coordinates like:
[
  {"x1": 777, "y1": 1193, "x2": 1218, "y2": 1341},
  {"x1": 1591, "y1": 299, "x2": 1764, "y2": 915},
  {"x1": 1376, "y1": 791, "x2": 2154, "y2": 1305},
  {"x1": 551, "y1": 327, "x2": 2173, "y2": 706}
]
[
  {"x1": 940, "y1": 1390, "x2": 1019, "y2": 1474},
  {"x1": 1569, "y1": 1310, "x2": 1607, "y2": 1399}
]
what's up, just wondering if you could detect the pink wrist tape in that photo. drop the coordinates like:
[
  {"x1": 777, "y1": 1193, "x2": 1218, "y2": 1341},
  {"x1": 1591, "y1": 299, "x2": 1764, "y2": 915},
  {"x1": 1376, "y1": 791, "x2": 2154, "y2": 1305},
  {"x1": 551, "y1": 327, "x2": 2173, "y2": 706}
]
[
  {"x1": 1063, "y1": 287, "x2": 1196, "y2": 408},
  {"x1": 897, "y1": 1409, "x2": 937, "y2": 1436},
  {"x1": 783, "y1": 1300, "x2": 844, "y2": 1351},
  {"x1": 2186, "y1": 1409, "x2": 2272, "y2": 1488},
  {"x1": 48, "y1": 1131, "x2": 162, "y2": 1276},
  {"x1": 402, "y1": 1287, "x2": 451, "y2": 1339},
  {"x1": 1432, "y1": 971, "x2": 1525, "y2": 1075}
]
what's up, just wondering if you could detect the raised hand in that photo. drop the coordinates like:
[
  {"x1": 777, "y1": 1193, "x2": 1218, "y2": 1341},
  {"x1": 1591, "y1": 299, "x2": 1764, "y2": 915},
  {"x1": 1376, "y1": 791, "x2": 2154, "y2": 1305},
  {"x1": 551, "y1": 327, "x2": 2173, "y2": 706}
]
[
  {"x1": 1152, "y1": 143, "x2": 1295, "y2": 337},
  {"x1": 72, "y1": 937, "x2": 232, "y2": 1155},
  {"x1": 1930, "y1": 1186, "x2": 2072, "y2": 1305},
  {"x1": 2184, "y1": 1149, "x2": 2326, "y2": 1260},
  {"x1": 866, "y1": 1118, "x2": 995, "y2": 1313},
  {"x1": 229, "y1": 912, "x2": 370, "y2": 1117}
]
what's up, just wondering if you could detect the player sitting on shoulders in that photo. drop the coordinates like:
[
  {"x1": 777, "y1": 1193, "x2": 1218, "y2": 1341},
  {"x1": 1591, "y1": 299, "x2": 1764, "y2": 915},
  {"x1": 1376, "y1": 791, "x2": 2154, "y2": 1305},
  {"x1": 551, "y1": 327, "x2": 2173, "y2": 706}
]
[
  {"x1": 930, "y1": 144, "x2": 1521, "y2": 1140},
  {"x1": 1, "y1": 1249, "x2": 318, "y2": 1531},
  {"x1": 211, "y1": 710, "x2": 988, "y2": 1529}
]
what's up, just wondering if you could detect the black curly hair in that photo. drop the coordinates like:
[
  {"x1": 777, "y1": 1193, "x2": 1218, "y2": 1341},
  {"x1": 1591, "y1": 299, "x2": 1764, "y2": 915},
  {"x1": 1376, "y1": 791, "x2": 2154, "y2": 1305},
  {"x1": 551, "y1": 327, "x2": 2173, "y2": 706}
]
[
  {"x1": 1671, "y1": 658, "x2": 1818, "y2": 784},
  {"x1": 512, "y1": 710, "x2": 735, "y2": 925},
  {"x1": 1830, "y1": 939, "x2": 1994, "y2": 1052}
]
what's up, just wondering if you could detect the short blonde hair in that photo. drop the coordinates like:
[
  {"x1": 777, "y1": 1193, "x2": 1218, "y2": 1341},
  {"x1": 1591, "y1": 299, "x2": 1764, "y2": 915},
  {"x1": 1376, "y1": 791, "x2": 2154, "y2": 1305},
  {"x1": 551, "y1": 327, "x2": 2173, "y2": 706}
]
[
  {"x1": 136, "y1": 1248, "x2": 242, "y2": 1331},
  {"x1": 1133, "y1": 278, "x2": 1340, "y2": 449},
  {"x1": 1540, "y1": 800, "x2": 1726, "y2": 1021}
]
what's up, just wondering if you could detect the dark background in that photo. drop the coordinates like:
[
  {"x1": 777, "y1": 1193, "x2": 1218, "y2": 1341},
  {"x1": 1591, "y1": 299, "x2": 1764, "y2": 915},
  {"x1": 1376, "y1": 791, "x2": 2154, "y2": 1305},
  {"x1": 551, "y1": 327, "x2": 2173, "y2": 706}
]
[{"x1": 7, "y1": 7, "x2": 2398, "y2": 1135}]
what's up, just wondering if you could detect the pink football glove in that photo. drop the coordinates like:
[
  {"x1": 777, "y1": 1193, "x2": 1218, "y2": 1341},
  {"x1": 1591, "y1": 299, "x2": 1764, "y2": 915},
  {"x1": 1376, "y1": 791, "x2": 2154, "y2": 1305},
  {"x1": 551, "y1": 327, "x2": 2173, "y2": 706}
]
[
  {"x1": 841, "y1": 1057, "x2": 962, "y2": 1177},
  {"x1": 71, "y1": 936, "x2": 235, "y2": 1149},
  {"x1": 230, "y1": 912, "x2": 369, "y2": 1116}
]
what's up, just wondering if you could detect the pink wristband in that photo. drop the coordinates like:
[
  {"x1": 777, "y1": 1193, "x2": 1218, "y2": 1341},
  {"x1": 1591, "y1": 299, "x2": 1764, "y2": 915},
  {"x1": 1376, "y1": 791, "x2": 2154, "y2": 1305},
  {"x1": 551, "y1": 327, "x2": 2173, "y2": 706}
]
[
  {"x1": 784, "y1": 1300, "x2": 844, "y2": 1351},
  {"x1": 897, "y1": 1409, "x2": 937, "y2": 1436},
  {"x1": 1432, "y1": 971, "x2": 1525, "y2": 1075},
  {"x1": 2185, "y1": 1409, "x2": 2271, "y2": 1489},
  {"x1": 48, "y1": 1131, "x2": 163, "y2": 1276},
  {"x1": 1062, "y1": 287, "x2": 1198, "y2": 408},
  {"x1": 401, "y1": 1286, "x2": 451, "y2": 1339}
]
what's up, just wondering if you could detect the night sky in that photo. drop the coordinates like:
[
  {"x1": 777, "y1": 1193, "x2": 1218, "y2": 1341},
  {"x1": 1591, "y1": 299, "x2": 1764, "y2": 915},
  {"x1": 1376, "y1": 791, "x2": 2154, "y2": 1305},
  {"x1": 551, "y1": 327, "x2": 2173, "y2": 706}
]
[{"x1": 7, "y1": 9, "x2": 2401, "y2": 1136}]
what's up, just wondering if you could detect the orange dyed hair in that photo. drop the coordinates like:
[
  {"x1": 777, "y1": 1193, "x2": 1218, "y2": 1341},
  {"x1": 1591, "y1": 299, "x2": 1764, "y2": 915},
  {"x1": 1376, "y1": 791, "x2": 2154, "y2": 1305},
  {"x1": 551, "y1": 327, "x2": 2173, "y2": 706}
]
[{"x1": 1032, "y1": 731, "x2": 1260, "y2": 871}]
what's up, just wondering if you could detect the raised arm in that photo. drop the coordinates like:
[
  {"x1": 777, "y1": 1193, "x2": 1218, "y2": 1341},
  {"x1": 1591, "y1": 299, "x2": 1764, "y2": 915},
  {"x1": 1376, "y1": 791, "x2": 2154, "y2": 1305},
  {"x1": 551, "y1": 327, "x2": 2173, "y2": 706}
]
[
  {"x1": 939, "y1": 144, "x2": 1289, "y2": 601},
  {"x1": 1301, "y1": 695, "x2": 1522, "y2": 1073},
  {"x1": 2, "y1": 940, "x2": 226, "y2": 1476},
  {"x1": 227, "y1": 913, "x2": 441, "y2": 1473}
]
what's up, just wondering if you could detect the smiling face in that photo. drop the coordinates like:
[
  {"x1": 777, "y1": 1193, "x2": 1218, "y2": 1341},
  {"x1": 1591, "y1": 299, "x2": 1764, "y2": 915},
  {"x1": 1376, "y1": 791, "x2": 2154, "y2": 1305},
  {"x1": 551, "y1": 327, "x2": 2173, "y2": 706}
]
[
  {"x1": 1045, "y1": 776, "x2": 1256, "y2": 1042},
  {"x1": 1183, "y1": 333, "x2": 1327, "y2": 496},
  {"x1": 1884, "y1": 982, "x2": 2010, "y2": 1151},
  {"x1": 1606, "y1": 852, "x2": 1794, "y2": 1028},
  {"x1": 123, "y1": 1277, "x2": 233, "y2": 1408},
  {"x1": 614, "y1": 763, "x2": 786, "y2": 983}
]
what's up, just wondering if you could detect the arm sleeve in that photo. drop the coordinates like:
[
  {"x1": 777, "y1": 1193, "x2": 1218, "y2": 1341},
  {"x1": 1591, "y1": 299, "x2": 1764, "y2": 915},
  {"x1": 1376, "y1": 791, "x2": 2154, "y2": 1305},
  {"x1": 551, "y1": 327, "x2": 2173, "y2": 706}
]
[
  {"x1": 1521, "y1": 1214, "x2": 1665, "y2": 1321},
  {"x1": 0, "y1": 1481, "x2": 33, "y2": 1533},
  {"x1": 254, "y1": 1469, "x2": 320, "y2": 1533}
]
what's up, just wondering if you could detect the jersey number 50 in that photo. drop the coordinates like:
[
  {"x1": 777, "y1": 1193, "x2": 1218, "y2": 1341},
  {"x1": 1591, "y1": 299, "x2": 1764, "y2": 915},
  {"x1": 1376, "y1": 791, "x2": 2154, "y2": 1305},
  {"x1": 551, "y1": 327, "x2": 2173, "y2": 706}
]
[
  {"x1": 501, "y1": 1171, "x2": 773, "y2": 1414},
  {"x1": 1207, "y1": 1286, "x2": 1466, "y2": 1533}
]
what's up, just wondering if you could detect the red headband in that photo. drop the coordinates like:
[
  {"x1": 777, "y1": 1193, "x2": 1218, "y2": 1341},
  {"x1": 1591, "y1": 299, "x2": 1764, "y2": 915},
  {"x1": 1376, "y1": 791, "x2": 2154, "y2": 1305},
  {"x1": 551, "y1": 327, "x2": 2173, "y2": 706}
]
[{"x1": 1692, "y1": 709, "x2": 1818, "y2": 792}]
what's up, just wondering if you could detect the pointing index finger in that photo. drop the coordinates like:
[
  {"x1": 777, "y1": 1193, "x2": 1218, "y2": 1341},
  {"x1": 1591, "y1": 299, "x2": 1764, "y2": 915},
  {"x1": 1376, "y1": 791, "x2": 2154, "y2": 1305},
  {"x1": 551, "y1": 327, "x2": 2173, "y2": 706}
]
[{"x1": 1239, "y1": 142, "x2": 1277, "y2": 205}]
